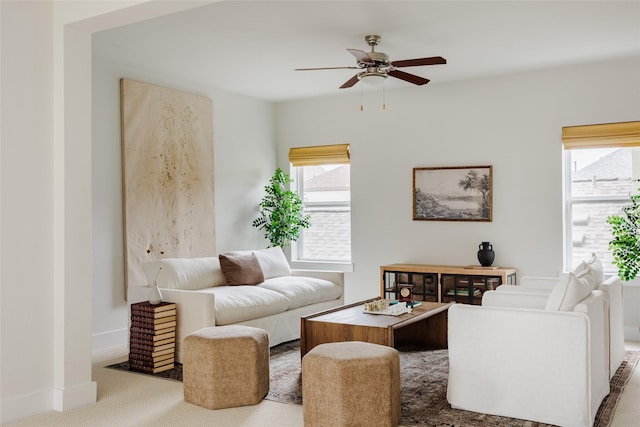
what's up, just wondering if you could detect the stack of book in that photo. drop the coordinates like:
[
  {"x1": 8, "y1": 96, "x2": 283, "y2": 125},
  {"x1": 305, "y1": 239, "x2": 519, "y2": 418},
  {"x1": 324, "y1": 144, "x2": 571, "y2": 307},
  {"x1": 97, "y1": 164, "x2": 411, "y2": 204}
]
[
  {"x1": 129, "y1": 301, "x2": 177, "y2": 373},
  {"x1": 447, "y1": 287, "x2": 482, "y2": 297}
]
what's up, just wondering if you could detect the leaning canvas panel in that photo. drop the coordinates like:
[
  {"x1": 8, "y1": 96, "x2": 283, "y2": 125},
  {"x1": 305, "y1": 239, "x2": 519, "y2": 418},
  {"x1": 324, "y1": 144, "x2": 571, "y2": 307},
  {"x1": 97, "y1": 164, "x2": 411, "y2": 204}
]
[{"x1": 121, "y1": 78, "x2": 215, "y2": 293}]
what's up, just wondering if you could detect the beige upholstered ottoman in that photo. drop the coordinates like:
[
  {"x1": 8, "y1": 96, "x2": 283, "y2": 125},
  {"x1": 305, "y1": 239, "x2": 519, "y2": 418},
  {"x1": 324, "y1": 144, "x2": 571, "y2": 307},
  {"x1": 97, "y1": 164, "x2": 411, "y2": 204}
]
[
  {"x1": 302, "y1": 341, "x2": 401, "y2": 427},
  {"x1": 183, "y1": 325, "x2": 269, "y2": 409}
]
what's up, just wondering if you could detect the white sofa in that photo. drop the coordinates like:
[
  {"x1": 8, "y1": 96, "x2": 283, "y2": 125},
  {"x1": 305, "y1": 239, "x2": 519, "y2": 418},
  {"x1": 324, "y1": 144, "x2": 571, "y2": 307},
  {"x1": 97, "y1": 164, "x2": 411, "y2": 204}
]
[
  {"x1": 447, "y1": 285, "x2": 610, "y2": 427},
  {"x1": 139, "y1": 248, "x2": 344, "y2": 363},
  {"x1": 496, "y1": 273, "x2": 625, "y2": 379}
]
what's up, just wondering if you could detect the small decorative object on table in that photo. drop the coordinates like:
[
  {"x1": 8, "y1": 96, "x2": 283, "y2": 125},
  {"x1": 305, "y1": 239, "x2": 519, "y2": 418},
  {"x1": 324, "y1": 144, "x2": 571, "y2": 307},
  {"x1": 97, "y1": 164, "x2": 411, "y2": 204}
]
[
  {"x1": 148, "y1": 266, "x2": 163, "y2": 305},
  {"x1": 363, "y1": 299, "x2": 412, "y2": 315},
  {"x1": 477, "y1": 241, "x2": 495, "y2": 267},
  {"x1": 398, "y1": 284, "x2": 413, "y2": 305}
]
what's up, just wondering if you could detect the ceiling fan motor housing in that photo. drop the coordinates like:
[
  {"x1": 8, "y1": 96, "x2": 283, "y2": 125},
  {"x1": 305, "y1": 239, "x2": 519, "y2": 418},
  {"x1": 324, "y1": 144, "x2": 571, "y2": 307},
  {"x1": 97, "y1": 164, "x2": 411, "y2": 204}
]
[
  {"x1": 296, "y1": 33, "x2": 444, "y2": 89},
  {"x1": 366, "y1": 51, "x2": 389, "y2": 65}
]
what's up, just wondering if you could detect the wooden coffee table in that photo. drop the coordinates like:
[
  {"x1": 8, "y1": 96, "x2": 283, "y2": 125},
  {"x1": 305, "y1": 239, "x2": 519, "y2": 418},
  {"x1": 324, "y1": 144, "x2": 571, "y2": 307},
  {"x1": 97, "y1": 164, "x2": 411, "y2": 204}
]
[{"x1": 300, "y1": 298, "x2": 452, "y2": 357}]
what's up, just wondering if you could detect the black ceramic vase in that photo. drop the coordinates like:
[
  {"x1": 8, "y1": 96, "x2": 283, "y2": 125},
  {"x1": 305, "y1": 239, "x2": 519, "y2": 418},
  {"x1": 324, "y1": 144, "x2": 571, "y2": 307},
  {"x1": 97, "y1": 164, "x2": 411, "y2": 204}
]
[{"x1": 477, "y1": 242, "x2": 495, "y2": 267}]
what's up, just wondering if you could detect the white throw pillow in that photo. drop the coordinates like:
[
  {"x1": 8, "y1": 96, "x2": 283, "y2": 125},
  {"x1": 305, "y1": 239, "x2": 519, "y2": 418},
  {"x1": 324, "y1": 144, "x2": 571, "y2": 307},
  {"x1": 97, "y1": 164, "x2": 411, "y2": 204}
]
[
  {"x1": 545, "y1": 271, "x2": 592, "y2": 311},
  {"x1": 253, "y1": 247, "x2": 292, "y2": 279},
  {"x1": 574, "y1": 253, "x2": 605, "y2": 289},
  {"x1": 142, "y1": 257, "x2": 226, "y2": 290},
  {"x1": 225, "y1": 247, "x2": 292, "y2": 279},
  {"x1": 573, "y1": 261, "x2": 598, "y2": 290}
]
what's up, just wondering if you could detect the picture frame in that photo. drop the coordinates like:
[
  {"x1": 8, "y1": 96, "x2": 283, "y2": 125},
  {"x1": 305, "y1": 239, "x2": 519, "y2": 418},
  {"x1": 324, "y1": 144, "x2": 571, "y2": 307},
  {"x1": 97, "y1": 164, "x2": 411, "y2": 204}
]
[{"x1": 413, "y1": 165, "x2": 492, "y2": 221}]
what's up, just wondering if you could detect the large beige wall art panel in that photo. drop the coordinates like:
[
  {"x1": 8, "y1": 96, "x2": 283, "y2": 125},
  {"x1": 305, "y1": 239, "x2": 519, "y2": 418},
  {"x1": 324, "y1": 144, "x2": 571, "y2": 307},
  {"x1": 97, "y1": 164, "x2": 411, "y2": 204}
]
[{"x1": 121, "y1": 78, "x2": 215, "y2": 291}]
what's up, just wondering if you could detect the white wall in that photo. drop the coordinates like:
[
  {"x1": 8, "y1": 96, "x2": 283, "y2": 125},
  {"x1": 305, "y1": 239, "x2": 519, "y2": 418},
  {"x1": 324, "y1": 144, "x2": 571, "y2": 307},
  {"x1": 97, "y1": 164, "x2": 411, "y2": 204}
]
[
  {"x1": 1, "y1": 0, "x2": 55, "y2": 417},
  {"x1": 275, "y1": 57, "x2": 640, "y2": 304},
  {"x1": 1, "y1": 1, "x2": 218, "y2": 423},
  {"x1": 2, "y1": 0, "x2": 638, "y2": 422},
  {"x1": 91, "y1": 54, "x2": 275, "y2": 351}
]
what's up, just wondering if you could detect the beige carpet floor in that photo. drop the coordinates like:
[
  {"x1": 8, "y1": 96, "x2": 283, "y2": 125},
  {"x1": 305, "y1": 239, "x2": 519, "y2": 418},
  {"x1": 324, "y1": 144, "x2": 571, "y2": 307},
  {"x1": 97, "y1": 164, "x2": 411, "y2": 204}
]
[{"x1": 4, "y1": 342, "x2": 640, "y2": 427}]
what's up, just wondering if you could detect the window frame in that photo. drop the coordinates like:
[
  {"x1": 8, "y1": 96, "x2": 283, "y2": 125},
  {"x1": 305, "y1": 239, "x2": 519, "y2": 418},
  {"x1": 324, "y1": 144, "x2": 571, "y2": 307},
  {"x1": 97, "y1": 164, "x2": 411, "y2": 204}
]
[
  {"x1": 562, "y1": 150, "x2": 632, "y2": 273},
  {"x1": 289, "y1": 163, "x2": 353, "y2": 271},
  {"x1": 561, "y1": 121, "x2": 640, "y2": 274}
]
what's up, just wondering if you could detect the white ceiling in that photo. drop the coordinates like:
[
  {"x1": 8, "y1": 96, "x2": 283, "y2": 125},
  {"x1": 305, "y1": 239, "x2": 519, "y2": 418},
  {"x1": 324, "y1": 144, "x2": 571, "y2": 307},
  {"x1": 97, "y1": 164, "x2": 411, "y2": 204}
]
[{"x1": 93, "y1": 1, "x2": 640, "y2": 102}]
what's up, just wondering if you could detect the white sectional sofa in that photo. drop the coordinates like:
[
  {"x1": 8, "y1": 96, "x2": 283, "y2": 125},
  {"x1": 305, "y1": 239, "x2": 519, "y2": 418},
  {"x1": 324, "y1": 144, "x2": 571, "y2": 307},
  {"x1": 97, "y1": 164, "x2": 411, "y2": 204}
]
[
  {"x1": 495, "y1": 255, "x2": 625, "y2": 379},
  {"x1": 448, "y1": 254, "x2": 624, "y2": 427},
  {"x1": 448, "y1": 286, "x2": 609, "y2": 427},
  {"x1": 140, "y1": 247, "x2": 344, "y2": 362}
]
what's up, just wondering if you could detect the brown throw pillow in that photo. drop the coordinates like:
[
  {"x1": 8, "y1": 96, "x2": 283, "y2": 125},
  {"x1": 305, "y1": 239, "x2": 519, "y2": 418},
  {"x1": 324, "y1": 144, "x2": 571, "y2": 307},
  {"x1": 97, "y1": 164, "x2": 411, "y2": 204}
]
[{"x1": 219, "y1": 253, "x2": 265, "y2": 285}]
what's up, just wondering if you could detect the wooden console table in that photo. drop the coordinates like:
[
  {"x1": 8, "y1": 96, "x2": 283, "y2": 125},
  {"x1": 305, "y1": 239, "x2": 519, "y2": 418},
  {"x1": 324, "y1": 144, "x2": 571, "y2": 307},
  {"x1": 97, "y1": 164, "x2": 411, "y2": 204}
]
[{"x1": 380, "y1": 264, "x2": 517, "y2": 305}]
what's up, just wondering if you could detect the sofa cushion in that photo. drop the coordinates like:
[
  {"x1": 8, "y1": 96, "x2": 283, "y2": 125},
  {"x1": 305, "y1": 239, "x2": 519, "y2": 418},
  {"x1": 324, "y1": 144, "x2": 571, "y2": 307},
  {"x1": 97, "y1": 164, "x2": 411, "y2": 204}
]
[
  {"x1": 219, "y1": 253, "x2": 265, "y2": 285},
  {"x1": 225, "y1": 247, "x2": 291, "y2": 279},
  {"x1": 545, "y1": 271, "x2": 592, "y2": 311},
  {"x1": 142, "y1": 257, "x2": 226, "y2": 290},
  {"x1": 197, "y1": 285, "x2": 290, "y2": 325},
  {"x1": 575, "y1": 253, "x2": 604, "y2": 288},
  {"x1": 259, "y1": 276, "x2": 343, "y2": 310}
]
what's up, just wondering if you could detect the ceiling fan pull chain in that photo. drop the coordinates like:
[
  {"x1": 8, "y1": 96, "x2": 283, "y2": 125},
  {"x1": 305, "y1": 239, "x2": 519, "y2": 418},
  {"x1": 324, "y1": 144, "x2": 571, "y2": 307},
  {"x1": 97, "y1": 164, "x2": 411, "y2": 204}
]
[
  {"x1": 360, "y1": 83, "x2": 364, "y2": 112},
  {"x1": 382, "y1": 80, "x2": 386, "y2": 110}
]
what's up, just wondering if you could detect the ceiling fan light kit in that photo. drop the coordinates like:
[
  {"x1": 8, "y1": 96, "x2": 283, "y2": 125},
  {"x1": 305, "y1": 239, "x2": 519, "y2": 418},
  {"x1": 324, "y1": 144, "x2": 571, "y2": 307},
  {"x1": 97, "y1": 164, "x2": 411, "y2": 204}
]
[{"x1": 296, "y1": 34, "x2": 446, "y2": 90}]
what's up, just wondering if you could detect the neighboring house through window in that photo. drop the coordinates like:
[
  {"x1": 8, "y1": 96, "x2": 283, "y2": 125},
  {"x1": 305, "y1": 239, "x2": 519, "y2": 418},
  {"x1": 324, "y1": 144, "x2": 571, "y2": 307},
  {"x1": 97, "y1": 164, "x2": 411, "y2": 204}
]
[
  {"x1": 562, "y1": 121, "x2": 640, "y2": 273},
  {"x1": 288, "y1": 144, "x2": 351, "y2": 264}
]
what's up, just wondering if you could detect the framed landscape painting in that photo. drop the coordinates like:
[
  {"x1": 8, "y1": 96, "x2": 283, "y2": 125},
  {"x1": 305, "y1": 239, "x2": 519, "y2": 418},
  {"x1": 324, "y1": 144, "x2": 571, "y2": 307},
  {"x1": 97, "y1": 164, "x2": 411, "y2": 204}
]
[{"x1": 413, "y1": 165, "x2": 492, "y2": 221}]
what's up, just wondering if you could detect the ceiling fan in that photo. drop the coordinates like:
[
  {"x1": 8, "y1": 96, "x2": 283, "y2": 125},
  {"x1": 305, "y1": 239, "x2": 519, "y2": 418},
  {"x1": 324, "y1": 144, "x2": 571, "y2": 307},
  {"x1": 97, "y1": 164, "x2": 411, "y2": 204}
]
[{"x1": 295, "y1": 35, "x2": 446, "y2": 89}]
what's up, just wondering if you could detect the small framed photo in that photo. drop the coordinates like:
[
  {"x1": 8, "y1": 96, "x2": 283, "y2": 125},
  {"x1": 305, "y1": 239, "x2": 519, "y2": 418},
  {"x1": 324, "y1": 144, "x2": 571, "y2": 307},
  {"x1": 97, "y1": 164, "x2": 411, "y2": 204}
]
[{"x1": 413, "y1": 165, "x2": 492, "y2": 222}]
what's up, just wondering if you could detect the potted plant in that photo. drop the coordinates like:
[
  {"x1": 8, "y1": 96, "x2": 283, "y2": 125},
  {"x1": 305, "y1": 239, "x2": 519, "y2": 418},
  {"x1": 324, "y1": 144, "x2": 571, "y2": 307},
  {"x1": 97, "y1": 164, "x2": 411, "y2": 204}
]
[
  {"x1": 252, "y1": 168, "x2": 310, "y2": 248},
  {"x1": 607, "y1": 181, "x2": 640, "y2": 281}
]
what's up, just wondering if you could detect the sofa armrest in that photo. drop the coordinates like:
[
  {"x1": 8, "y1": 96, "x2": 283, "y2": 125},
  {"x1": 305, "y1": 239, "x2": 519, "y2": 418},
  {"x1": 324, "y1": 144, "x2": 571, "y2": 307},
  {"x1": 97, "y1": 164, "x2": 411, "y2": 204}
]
[
  {"x1": 482, "y1": 290, "x2": 548, "y2": 309},
  {"x1": 495, "y1": 284, "x2": 551, "y2": 295},
  {"x1": 598, "y1": 276, "x2": 625, "y2": 376},
  {"x1": 518, "y1": 275, "x2": 561, "y2": 290},
  {"x1": 447, "y1": 298, "x2": 607, "y2": 426},
  {"x1": 158, "y1": 288, "x2": 216, "y2": 363},
  {"x1": 291, "y1": 269, "x2": 344, "y2": 288}
]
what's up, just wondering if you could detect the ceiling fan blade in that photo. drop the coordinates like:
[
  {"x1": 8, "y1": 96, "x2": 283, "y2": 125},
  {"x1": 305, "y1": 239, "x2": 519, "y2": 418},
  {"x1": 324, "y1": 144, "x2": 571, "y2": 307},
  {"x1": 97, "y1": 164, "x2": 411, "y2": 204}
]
[
  {"x1": 339, "y1": 74, "x2": 361, "y2": 89},
  {"x1": 392, "y1": 56, "x2": 447, "y2": 68},
  {"x1": 295, "y1": 66, "x2": 358, "y2": 71},
  {"x1": 347, "y1": 48, "x2": 373, "y2": 64},
  {"x1": 388, "y1": 69, "x2": 430, "y2": 85}
]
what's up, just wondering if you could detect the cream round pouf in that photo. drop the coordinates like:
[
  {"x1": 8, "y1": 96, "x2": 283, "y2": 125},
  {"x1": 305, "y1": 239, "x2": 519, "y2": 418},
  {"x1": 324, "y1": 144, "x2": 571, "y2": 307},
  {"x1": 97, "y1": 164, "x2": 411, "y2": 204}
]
[
  {"x1": 183, "y1": 325, "x2": 269, "y2": 409},
  {"x1": 302, "y1": 341, "x2": 401, "y2": 427}
]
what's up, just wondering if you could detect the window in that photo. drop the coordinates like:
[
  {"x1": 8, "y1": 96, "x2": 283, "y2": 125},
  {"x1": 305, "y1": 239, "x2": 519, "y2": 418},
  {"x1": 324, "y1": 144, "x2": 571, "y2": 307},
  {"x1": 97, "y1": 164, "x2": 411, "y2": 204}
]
[
  {"x1": 563, "y1": 121, "x2": 640, "y2": 273},
  {"x1": 288, "y1": 145, "x2": 351, "y2": 264}
]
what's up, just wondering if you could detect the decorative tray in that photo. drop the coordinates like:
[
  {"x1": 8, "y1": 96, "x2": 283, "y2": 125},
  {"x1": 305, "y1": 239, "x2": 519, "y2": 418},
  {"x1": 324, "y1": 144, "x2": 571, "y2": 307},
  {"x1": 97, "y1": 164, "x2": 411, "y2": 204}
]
[
  {"x1": 363, "y1": 300, "x2": 417, "y2": 316},
  {"x1": 363, "y1": 306, "x2": 411, "y2": 316}
]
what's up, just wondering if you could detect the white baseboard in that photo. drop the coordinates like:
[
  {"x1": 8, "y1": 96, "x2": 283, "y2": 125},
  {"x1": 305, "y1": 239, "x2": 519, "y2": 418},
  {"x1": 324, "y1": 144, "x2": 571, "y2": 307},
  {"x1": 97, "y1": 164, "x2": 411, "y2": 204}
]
[
  {"x1": 53, "y1": 381, "x2": 97, "y2": 412},
  {"x1": 92, "y1": 327, "x2": 128, "y2": 353},
  {"x1": 0, "y1": 389, "x2": 52, "y2": 424},
  {"x1": 624, "y1": 326, "x2": 640, "y2": 342}
]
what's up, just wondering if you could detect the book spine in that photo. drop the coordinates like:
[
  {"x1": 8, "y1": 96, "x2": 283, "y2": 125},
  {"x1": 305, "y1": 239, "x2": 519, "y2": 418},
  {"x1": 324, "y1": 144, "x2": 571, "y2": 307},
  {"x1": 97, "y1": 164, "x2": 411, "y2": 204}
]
[
  {"x1": 128, "y1": 358, "x2": 174, "y2": 370},
  {"x1": 131, "y1": 302, "x2": 176, "y2": 313},
  {"x1": 130, "y1": 315, "x2": 176, "y2": 325},
  {"x1": 130, "y1": 341, "x2": 175, "y2": 352},
  {"x1": 130, "y1": 324, "x2": 176, "y2": 334},
  {"x1": 130, "y1": 336, "x2": 175, "y2": 347},
  {"x1": 129, "y1": 351, "x2": 174, "y2": 363},
  {"x1": 128, "y1": 358, "x2": 173, "y2": 367},
  {"x1": 130, "y1": 363, "x2": 174, "y2": 374},
  {"x1": 130, "y1": 309, "x2": 176, "y2": 320},
  {"x1": 129, "y1": 347, "x2": 174, "y2": 358},
  {"x1": 130, "y1": 331, "x2": 176, "y2": 342}
]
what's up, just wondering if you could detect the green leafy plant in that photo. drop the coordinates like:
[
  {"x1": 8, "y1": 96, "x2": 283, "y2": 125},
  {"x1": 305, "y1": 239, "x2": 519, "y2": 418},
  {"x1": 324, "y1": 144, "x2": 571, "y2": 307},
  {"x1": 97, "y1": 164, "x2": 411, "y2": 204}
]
[
  {"x1": 607, "y1": 181, "x2": 640, "y2": 281},
  {"x1": 252, "y1": 168, "x2": 310, "y2": 248}
]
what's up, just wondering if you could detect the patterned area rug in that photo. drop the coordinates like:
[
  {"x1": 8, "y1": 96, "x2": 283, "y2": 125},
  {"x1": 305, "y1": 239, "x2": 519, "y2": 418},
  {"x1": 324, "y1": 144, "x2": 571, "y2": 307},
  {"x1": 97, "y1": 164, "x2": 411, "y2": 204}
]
[
  {"x1": 107, "y1": 343, "x2": 639, "y2": 427},
  {"x1": 266, "y1": 341, "x2": 640, "y2": 427}
]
